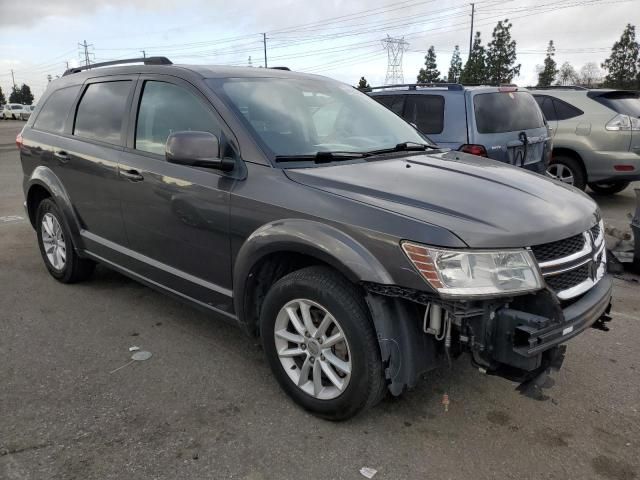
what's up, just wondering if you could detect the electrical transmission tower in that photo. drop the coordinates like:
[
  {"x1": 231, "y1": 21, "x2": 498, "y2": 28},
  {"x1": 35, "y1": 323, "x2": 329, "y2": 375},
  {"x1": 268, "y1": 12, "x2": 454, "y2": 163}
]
[
  {"x1": 78, "y1": 40, "x2": 94, "y2": 68},
  {"x1": 381, "y1": 35, "x2": 409, "y2": 85}
]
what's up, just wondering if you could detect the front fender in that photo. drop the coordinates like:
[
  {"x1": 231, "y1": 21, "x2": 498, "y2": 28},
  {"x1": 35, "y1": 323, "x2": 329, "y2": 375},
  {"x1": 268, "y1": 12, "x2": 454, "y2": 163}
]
[
  {"x1": 233, "y1": 218, "x2": 394, "y2": 324},
  {"x1": 26, "y1": 166, "x2": 84, "y2": 249}
]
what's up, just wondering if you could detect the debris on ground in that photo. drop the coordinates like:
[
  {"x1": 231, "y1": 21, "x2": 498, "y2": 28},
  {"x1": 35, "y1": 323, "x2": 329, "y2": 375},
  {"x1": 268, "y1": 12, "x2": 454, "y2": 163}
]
[
  {"x1": 359, "y1": 467, "x2": 377, "y2": 478},
  {"x1": 442, "y1": 393, "x2": 450, "y2": 412},
  {"x1": 109, "y1": 350, "x2": 153, "y2": 374},
  {"x1": 129, "y1": 346, "x2": 140, "y2": 352}
]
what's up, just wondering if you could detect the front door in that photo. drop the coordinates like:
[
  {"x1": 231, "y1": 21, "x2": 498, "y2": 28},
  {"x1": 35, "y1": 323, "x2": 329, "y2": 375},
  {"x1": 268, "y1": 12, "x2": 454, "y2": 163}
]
[{"x1": 117, "y1": 77, "x2": 237, "y2": 317}]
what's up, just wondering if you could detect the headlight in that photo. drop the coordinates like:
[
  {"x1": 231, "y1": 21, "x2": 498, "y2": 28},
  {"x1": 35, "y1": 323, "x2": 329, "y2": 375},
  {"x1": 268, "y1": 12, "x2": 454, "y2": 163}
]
[{"x1": 401, "y1": 242, "x2": 543, "y2": 297}]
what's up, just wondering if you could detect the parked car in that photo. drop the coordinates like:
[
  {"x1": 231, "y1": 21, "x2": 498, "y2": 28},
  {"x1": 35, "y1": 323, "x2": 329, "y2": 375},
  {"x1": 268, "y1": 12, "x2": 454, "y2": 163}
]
[
  {"x1": 368, "y1": 84, "x2": 552, "y2": 174},
  {"x1": 530, "y1": 87, "x2": 640, "y2": 194},
  {"x1": 20, "y1": 105, "x2": 36, "y2": 121},
  {"x1": 2, "y1": 103, "x2": 26, "y2": 119},
  {"x1": 18, "y1": 58, "x2": 612, "y2": 420}
]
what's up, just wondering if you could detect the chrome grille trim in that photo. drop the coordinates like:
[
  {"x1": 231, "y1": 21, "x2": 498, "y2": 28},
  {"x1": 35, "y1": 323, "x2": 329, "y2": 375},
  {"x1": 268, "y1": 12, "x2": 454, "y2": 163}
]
[{"x1": 532, "y1": 219, "x2": 606, "y2": 300}]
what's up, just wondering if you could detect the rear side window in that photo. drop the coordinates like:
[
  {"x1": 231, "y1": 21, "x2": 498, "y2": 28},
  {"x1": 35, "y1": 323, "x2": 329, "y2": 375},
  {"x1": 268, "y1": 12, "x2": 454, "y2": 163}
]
[
  {"x1": 473, "y1": 92, "x2": 544, "y2": 133},
  {"x1": 74, "y1": 81, "x2": 132, "y2": 145},
  {"x1": 591, "y1": 92, "x2": 640, "y2": 117},
  {"x1": 404, "y1": 95, "x2": 445, "y2": 134},
  {"x1": 373, "y1": 95, "x2": 405, "y2": 116},
  {"x1": 33, "y1": 86, "x2": 81, "y2": 133},
  {"x1": 135, "y1": 81, "x2": 222, "y2": 156},
  {"x1": 534, "y1": 95, "x2": 557, "y2": 121},
  {"x1": 552, "y1": 98, "x2": 583, "y2": 120}
]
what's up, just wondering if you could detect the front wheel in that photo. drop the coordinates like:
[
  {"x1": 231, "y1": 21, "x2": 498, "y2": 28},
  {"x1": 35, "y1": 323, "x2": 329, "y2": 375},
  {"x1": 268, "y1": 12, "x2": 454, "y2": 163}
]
[
  {"x1": 588, "y1": 181, "x2": 630, "y2": 195},
  {"x1": 260, "y1": 266, "x2": 386, "y2": 420}
]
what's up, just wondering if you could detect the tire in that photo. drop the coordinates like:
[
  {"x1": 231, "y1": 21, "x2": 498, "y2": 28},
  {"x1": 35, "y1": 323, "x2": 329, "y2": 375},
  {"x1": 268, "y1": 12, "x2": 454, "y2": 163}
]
[
  {"x1": 260, "y1": 266, "x2": 386, "y2": 420},
  {"x1": 547, "y1": 155, "x2": 586, "y2": 191},
  {"x1": 36, "y1": 198, "x2": 95, "y2": 283},
  {"x1": 588, "y1": 181, "x2": 630, "y2": 195}
]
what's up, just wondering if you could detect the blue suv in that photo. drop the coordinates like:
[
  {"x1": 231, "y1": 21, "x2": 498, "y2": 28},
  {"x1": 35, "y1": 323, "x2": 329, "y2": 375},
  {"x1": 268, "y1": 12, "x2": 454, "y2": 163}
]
[{"x1": 368, "y1": 84, "x2": 552, "y2": 174}]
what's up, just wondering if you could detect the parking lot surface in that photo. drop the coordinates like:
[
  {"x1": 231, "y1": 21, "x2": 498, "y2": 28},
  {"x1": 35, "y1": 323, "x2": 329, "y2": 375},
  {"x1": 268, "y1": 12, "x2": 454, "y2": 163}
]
[{"x1": 1, "y1": 120, "x2": 639, "y2": 480}]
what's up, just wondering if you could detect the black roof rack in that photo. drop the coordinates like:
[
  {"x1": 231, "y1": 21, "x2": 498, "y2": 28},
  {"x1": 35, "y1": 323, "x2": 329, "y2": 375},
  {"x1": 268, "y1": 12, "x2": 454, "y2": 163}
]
[
  {"x1": 367, "y1": 83, "x2": 464, "y2": 92},
  {"x1": 63, "y1": 56, "x2": 172, "y2": 76},
  {"x1": 527, "y1": 85, "x2": 587, "y2": 91},
  {"x1": 269, "y1": 66, "x2": 291, "y2": 71}
]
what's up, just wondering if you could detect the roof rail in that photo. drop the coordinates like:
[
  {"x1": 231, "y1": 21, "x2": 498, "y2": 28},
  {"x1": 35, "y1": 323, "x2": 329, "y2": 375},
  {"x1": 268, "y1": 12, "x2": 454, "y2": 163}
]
[
  {"x1": 367, "y1": 83, "x2": 464, "y2": 92},
  {"x1": 63, "y1": 56, "x2": 172, "y2": 76},
  {"x1": 269, "y1": 66, "x2": 291, "y2": 71},
  {"x1": 528, "y1": 85, "x2": 588, "y2": 91}
]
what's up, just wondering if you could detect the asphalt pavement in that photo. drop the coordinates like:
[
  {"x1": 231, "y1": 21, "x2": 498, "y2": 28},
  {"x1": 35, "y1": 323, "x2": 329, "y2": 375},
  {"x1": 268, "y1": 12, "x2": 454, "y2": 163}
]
[{"x1": 1, "y1": 120, "x2": 638, "y2": 480}]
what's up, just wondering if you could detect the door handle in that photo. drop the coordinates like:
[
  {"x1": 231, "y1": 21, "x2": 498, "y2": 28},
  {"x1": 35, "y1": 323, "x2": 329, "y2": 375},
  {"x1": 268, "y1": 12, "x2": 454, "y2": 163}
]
[
  {"x1": 54, "y1": 150, "x2": 69, "y2": 163},
  {"x1": 120, "y1": 168, "x2": 144, "y2": 182}
]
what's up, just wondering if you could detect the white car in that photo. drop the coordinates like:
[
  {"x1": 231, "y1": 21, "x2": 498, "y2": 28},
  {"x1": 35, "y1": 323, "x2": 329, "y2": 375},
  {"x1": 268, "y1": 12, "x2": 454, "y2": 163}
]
[
  {"x1": 1, "y1": 103, "x2": 26, "y2": 120},
  {"x1": 20, "y1": 105, "x2": 36, "y2": 121}
]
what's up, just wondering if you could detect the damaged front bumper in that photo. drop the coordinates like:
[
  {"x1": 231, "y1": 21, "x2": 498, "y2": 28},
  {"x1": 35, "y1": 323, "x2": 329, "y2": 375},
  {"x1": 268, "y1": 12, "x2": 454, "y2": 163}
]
[{"x1": 365, "y1": 274, "x2": 614, "y2": 395}]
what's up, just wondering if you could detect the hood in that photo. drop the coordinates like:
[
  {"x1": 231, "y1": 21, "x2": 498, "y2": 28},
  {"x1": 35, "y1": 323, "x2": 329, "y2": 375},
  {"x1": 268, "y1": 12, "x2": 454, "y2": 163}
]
[{"x1": 284, "y1": 151, "x2": 599, "y2": 248}]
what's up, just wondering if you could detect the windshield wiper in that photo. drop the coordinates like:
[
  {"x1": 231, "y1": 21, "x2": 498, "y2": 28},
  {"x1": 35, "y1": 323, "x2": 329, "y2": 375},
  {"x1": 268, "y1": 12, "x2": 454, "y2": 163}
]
[
  {"x1": 274, "y1": 151, "x2": 370, "y2": 164},
  {"x1": 365, "y1": 142, "x2": 438, "y2": 156}
]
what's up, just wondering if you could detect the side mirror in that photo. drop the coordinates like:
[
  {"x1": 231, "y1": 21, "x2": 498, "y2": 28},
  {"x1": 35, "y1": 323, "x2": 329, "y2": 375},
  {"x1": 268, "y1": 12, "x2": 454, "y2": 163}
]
[{"x1": 166, "y1": 131, "x2": 235, "y2": 171}]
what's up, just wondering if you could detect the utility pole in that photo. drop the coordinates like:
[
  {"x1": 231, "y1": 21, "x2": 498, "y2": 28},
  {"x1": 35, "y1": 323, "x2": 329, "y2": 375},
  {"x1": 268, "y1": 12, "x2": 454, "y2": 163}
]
[
  {"x1": 381, "y1": 35, "x2": 409, "y2": 85},
  {"x1": 468, "y1": 3, "x2": 475, "y2": 60},
  {"x1": 11, "y1": 69, "x2": 16, "y2": 89},
  {"x1": 65, "y1": 61, "x2": 69, "y2": 69},
  {"x1": 141, "y1": 50, "x2": 146, "y2": 58},
  {"x1": 263, "y1": 33, "x2": 268, "y2": 68}
]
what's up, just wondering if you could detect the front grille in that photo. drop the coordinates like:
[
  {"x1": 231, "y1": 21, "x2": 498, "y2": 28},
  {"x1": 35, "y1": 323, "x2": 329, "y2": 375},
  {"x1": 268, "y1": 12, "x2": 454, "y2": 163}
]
[
  {"x1": 531, "y1": 234, "x2": 585, "y2": 263},
  {"x1": 545, "y1": 264, "x2": 590, "y2": 292},
  {"x1": 591, "y1": 222, "x2": 601, "y2": 240}
]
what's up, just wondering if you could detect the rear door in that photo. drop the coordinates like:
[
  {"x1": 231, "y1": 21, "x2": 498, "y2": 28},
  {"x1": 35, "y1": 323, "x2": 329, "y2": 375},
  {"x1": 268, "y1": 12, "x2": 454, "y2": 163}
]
[
  {"x1": 469, "y1": 90, "x2": 550, "y2": 173},
  {"x1": 33, "y1": 78, "x2": 134, "y2": 258}
]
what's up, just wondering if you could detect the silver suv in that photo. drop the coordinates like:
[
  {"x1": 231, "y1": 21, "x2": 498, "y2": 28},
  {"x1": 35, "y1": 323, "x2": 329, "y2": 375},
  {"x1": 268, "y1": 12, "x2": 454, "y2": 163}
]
[{"x1": 531, "y1": 87, "x2": 640, "y2": 194}]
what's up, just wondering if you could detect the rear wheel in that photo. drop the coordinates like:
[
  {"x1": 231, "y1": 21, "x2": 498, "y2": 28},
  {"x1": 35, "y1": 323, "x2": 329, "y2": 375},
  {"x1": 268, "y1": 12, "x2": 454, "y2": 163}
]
[
  {"x1": 547, "y1": 156, "x2": 586, "y2": 191},
  {"x1": 260, "y1": 266, "x2": 386, "y2": 420},
  {"x1": 36, "y1": 198, "x2": 95, "y2": 283},
  {"x1": 588, "y1": 181, "x2": 630, "y2": 195}
]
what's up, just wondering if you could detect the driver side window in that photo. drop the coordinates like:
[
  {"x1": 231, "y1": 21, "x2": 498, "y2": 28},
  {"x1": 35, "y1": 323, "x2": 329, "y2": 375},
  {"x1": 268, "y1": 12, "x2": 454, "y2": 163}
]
[{"x1": 136, "y1": 81, "x2": 222, "y2": 156}]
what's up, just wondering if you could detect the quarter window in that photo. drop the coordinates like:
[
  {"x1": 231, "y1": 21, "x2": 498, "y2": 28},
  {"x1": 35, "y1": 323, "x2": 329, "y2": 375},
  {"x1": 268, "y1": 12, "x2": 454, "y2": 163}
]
[
  {"x1": 552, "y1": 98, "x2": 584, "y2": 120},
  {"x1": 534, "y1": 95, "x2": 557, "y2": 121},
  {"x1": 74, "y1": 81, "x2": 132, "y2": 145},
  {"x1": 135, "y1": 81, "x2": 222, "y2": 156},
  {"x1": 404, "y1": 95, "x2": 445, "y2": 134},
  {"x1": 33, "y1": 86, "x2": 81, "y2": 133}
]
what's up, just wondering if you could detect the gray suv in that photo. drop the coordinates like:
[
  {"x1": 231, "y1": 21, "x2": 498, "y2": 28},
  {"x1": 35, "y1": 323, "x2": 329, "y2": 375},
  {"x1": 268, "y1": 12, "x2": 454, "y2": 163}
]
[
  {"x1": 531, "y1": 87, "x2": 640, "y2": 194},
  {"x1": 18, "y1": 58, "x2": 612, "y2": 419},
  {"x1": 368, "y1": 84, "x2": 552, "y2": 174}
]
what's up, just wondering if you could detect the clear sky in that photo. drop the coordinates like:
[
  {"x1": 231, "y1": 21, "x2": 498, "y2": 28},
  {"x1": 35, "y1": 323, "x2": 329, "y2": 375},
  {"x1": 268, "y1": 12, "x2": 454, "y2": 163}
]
[{"x1": 1, "y1": 0, "x2": 638, "y2": 102}]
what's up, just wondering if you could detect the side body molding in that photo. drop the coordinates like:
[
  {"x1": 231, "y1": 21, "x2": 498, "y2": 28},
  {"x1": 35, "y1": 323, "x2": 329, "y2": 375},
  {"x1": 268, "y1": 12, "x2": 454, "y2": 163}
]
[
  {"x1": 25, "y1": 166, "x2": 85, "y2": 250},
  {"x1": 233, "y1": 218, "x2": 394, "y2": 327}
]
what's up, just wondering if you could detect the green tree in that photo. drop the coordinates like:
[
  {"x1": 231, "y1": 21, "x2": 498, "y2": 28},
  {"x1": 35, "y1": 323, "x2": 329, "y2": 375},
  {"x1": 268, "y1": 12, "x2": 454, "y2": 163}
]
[
  {"x1": 0, "y1": 86, "x2": 6, "y2": 105},
  {"x1": 602, "y1": 23, "x2": 639, "y2": 89},
  {"x1": 9, "y1": 86, "x2": 21, "y2": 103},
  {"x1": 20, "y1": 84, "x2": 34, "y2": 105},
  {"x1": 537, "y1": 40, "x2": 558, "y2": 87},
  {"x1": 460, "y1": 32, "x2": 486, "y2": 84},
  {"x1": 357, "y1": 76, "x2": 371, "y2": 90},
  {"x1": 417, "y1": 46, "x2": 440, "y2": 83},
  {"x1": 447, "y1": 45, "x2": 463, "y2": 83},
  {"x1": 485, "y1": 19, "x2": 521, "y2": 84}
]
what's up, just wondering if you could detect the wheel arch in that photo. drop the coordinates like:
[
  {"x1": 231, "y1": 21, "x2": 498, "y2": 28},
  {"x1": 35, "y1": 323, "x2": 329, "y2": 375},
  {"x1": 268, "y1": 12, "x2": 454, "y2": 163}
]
[
  {"x1": 26, "y1": 166, "x2": 84, "y2": 249},
  {"x1": 552, "y1": 148, "x2": 587, "y2": 177},
  {"x1": 233, "y1": 219, "x2": 394, "y2": 335}
]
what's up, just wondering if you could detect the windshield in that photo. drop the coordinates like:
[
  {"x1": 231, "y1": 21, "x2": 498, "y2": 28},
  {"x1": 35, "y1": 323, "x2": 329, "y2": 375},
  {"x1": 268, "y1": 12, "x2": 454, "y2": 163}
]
[
  {"x1": 473, "y1": 91, "x2": 545, "y2": 134},
  {"x1": 207, "y1": 77, "x2": 433, "y2": 158}
]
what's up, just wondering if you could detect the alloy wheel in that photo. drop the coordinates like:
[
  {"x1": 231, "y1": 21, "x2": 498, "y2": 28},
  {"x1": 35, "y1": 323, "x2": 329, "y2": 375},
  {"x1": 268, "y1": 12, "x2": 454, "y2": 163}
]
[
  {"x1": 41, "y1": 213, "x2": 66, "y2": 270},
  {"x1": 547, "y1": 163, "x2": 575, "y2": 185},
  {"x1": 274, "y1": 298, "x2": 352, "y2": 400}
]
